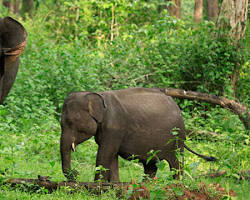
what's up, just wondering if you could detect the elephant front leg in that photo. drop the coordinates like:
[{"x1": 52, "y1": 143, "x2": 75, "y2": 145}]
[
  {"x1": 110, "y1": 155, "x2": 120, "y2": 182},
  {"x1": 94, "y1": 145, "x2": 119, "y2": 182}
]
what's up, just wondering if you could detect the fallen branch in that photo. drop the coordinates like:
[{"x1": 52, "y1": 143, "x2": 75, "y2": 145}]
[
  {"x1": 4, "y1": 176, "x2": 130, "y2": 193},
  {"x1": 163, "y1": 88, "x2": 249, "y2": 130},
  {"x1": 205, "y1": 171, "x2": 227, "y2": 178},
  {"x1": 205, "y1": 170, "x2": 250, "y2": 180},
  {"x1": 187, "y1": 130, "x2": 220, "y2": 139},
  {"x1": 3, "y1": 176, "x2": 240, "y2": 199},
  {"x1": 238, "y1": 170, "x2": 250, "y2": 180}
]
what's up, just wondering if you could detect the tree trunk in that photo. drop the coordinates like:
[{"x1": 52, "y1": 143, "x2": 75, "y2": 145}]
[
  {"x1": 194, "y1": 0, "x2": 203, "y2": 22},
  {"x1": 158, "y1": 0, "x2": 181, "y2": 18},
  {"x1": 3, "y1": 0, "x2": 14, "y2": 11},
  {"x1": 172, "y1": 0, "x2": 181, "y2": 18},
  {"x1": 165, "y1": 0, "x2": 181, "y2": 18},
  {"x1": 21, "y1": 0, "x2": 34, "y2": 18},
  {"x1": 13, "y1": 0, "x2": 20, "y2": 15},
  {"x1": 206, "y1": 0, "x2": 219, "y2": 21},
  {"x1": 216, "y1": 0, "x2": 248, "y2": 42},
  {"x1": 216, "y1": 0, "x2": 248, "y2": 96},
  {"x1": 3, "y1": 0, "x2": 20, "y2": 14},
  {"x1": 162, "y1": 88, "x2": 249, "y2": 130}
]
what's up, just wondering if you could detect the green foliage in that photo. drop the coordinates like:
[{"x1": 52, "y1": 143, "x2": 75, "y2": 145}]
[
  {"x1": 236, "y1": 61, "x2": 250, "y2": 104},
  {"x1": 0, "y1": 4, "x2": 8, "y2": 16},
  {"x1": 41, "y1": 0, "x2": 161, "y2": 44},
  {"x1": 155, "y1": 21, "x2": 248, "y2": 95}
]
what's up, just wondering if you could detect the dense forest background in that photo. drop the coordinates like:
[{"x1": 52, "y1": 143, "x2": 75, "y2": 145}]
[{"x1": 0, "y1": 0, "x2": 249, "y2": 199}]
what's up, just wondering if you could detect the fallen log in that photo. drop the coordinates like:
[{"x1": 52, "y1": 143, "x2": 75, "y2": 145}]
[
  {"x1": 3, "y1": 176, "x2": 240, "y2": 199},
  {"x1": 204, "y1": 170, "x2": 250, "y2": 180},
  {"x1": 187, "y1": 130, "x2": 220, "y2": 139},
  {"x1": 205, "y1": 170, "x2": 227, "y2": 178},
  {"x1": 4, "y1": 176, "x2": 130, "y2": 193},
  {"x1": 162, "y1": 88, "x2": 249, "y2": 130}
]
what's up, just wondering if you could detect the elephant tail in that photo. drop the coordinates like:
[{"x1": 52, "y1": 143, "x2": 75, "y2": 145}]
[{"x1": 184, "y1": 144, "x2": 216, "y2": 161}]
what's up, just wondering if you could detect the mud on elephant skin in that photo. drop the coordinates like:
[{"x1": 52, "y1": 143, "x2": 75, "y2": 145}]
[
  {"x1": 0, "y1": 16, "x2": 27, "y2": 104},
  {"x1": 60, "y1": 88, "x2": 216, "y2": 182}
]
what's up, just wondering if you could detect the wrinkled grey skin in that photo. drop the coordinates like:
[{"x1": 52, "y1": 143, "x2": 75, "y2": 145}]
[
  {"x1": 0, "y1": 16, "x2": 27, "y2": 104},
  {"x1": 60, "y1": 88, "x2": 216, "y2": 181}
]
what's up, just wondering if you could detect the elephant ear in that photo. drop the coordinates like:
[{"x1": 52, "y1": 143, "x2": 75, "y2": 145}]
[
  {"x1": 86, "y1": 93, "x2": 106, "y2": 123},
  {"x1": 1, "y1": 17, "x2": 27, "y2": 72}
]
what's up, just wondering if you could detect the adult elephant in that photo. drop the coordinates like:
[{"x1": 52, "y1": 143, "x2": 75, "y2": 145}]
[
  {"x1": 0, "y1": 16, "x2": 27, "y2": 104},
  {"x1": 60, "y1": 88, "x2": 216, "y2": 181}
]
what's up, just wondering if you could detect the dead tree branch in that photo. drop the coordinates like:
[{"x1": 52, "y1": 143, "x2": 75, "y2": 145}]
[
  {"x1": 4, "y1": 177, "x2": 130, "y2": 193},
  {"x1": 162, "y1": 88, "x2": 249, "y2": 130},
  {"x1": 204, "y1": 170, "x2": 250, "y2": 180}
]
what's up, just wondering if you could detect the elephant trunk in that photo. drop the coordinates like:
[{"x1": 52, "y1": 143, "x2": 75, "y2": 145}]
[{"x1": 60, "y1": 134, "x2": 78, "y2": 180}]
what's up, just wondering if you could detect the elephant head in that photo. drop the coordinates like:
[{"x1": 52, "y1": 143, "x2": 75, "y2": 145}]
[
  {"x1": 60, "y1": 92, "x2": 106, "y2": 180},
  {"x1": 0, "y1": 16, "x2": 27, "y2": 104}
]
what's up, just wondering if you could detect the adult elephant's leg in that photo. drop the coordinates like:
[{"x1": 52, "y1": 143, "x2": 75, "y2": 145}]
[
  {"x1": 143, "y1": 161, "x2": 157, "y2": 179},
  {"x1": 110, "y1": 154, "x2": 120, "y2": 182},
  {"x1": 0, "y1": 61, "x2": 19, "y2": 104}
]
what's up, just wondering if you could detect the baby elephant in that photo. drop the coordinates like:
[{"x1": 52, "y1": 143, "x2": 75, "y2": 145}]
[{"x1": 60, "y1": 88, "x2": 215, "y2": 181}]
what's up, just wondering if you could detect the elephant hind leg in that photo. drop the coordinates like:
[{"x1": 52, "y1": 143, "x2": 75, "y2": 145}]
[
  {"x1": 143, "y1": 161, "x2": 157, "y2": 179},
  {"x1": 166, "y1": 151, "x2": 183, "y2": 179}
]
